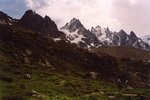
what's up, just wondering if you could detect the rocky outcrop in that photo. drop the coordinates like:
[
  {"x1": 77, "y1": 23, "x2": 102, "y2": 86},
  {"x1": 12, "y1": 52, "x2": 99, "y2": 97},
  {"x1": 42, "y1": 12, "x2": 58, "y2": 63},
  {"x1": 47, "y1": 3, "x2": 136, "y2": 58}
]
[{"x1": 19, "y1": 10, "x2": 65, "y2": 38}]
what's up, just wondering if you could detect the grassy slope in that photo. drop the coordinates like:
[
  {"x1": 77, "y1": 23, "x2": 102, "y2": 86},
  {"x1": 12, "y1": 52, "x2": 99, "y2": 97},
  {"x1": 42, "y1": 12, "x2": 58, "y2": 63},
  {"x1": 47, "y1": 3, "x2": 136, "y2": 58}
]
[
  {"x1": 0, "y1": 62, "x2": 150, "y2": 100},
  {"x1": 0, "y1": 62, "x2": 149, "y2": 100}
]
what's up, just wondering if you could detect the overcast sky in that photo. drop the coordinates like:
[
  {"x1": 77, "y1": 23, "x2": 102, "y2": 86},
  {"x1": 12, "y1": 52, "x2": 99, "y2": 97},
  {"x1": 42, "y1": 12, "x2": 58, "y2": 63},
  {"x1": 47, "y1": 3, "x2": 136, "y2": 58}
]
[{"x1": 0, "y1": 0, "x2": 150, "y2": 37}]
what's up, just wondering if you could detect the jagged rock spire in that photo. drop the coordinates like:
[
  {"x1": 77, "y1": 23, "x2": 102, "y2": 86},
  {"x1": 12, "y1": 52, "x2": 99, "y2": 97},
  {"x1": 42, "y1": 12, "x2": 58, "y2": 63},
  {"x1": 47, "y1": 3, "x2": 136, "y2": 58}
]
[{"x1": 19, "y1": 10, "x2": 64, "y2": 38}]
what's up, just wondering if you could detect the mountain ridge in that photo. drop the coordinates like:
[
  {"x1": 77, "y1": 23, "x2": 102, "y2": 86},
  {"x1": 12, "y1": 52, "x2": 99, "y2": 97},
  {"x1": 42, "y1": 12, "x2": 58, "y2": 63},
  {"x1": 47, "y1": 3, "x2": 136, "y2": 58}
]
[
  {"x1": 61, "y1": 18, "x2": 150, "y2": 50},
  {"x1": 0, "y1": 10, "x2": 149, "y2": 50},
  {"x1": 19, "y1": 10, "x2": 65, "y2": 38}
]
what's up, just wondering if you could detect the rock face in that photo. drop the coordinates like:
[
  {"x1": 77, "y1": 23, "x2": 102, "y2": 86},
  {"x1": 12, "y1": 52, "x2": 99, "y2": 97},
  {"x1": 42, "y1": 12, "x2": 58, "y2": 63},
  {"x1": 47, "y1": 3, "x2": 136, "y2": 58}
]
[
  {"x1": 61, "y1": 18, "x2": 101, "y2": 48},
  {"x1": 19, "y1": 10, "x2": 64, "y2": 38},
  {"x1": 61, "y1": 18, "x2": 150, "y2": 50}
]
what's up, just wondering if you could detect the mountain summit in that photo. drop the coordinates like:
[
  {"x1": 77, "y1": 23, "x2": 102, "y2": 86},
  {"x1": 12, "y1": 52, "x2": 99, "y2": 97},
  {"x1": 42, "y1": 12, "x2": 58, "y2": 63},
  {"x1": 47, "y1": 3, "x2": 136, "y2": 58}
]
[
  {"x1": 61, "y1": 18, "x2": 84, "y2": 32},
  {"x1": 61, "y1": 18, "x2": 101, "y2": 48},
  {"x1": 19, "y1": 10, "x2": 64, "y2": 38}
]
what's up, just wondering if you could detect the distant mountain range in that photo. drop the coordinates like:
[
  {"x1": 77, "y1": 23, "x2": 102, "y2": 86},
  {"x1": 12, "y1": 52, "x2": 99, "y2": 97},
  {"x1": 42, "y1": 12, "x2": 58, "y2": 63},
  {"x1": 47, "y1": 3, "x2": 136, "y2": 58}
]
[
  {"x1": 61, "y1": 18, "x2": 150, "y2": 50},
  {"x1": 0, "y1": 10, "x2": 150, "y2": 50}
]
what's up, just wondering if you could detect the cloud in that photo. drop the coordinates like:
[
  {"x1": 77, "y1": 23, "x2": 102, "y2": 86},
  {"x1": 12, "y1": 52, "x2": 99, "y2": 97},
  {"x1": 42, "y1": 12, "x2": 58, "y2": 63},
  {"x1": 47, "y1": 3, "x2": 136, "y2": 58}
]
[
  {"x1": 25, "y1": 0, "x2": 47, "y2": 10},
  {"x1": 24, "y1": 0, "x2": 117, "y2": 31},
  {"x1": 1, "y1": 0, "x2": 150, "y2": 36},
  {"x1": 111, "y1": 0, "x2": 150, "y2": 36}
]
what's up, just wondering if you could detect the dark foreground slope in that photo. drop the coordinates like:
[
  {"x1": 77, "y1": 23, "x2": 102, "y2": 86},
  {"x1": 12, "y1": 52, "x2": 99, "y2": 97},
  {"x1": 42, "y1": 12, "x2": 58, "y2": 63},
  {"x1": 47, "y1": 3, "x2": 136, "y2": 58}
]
[
  {"x1": 0, "y1": 24, "x2": 116, "y2": 99},
  {"x1": 0, "y1": 24, "x2": 118, "y2": 80},
  {"x1": 0, "y1": 10, "x2": 150, "y2": 100}
]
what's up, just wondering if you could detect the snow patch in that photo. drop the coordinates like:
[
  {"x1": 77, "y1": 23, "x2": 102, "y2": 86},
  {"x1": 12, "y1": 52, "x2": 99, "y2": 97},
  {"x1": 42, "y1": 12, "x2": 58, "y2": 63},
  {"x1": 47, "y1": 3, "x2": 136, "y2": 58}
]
[
  {"x1": 8, "y1": 18, "x2": 12, "y2": 22},
  {"x1": 53, "y1": 38, "x2": 61, "y2": 42},
  {"x1": 71, "y1": 34, "x2": 84, "y2": 43},
  {"x1": 61, "y1": 29, "x2": 84, "y2": 44},
  {"x1": 90, "y1": 43, "x2": 94, "y2": 47},
  {"x1": 8, "y1": 23, "x2": 12, "y2": 25},
  {"x1": 141, "y1": 35, "x2": 150, "y2": 45}
]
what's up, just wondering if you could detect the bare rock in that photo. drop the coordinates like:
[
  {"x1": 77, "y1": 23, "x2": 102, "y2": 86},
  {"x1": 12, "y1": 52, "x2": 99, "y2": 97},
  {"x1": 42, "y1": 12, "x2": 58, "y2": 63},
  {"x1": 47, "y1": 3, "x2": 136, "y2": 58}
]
[
  {"x1": 25, "y1": 73, "x2": 31, "y2": 79},
  {"x1": 87, "y1": 72, "x2": 98, "y2": 80},
  {"x1": 25, "y1": 49, "x2": 32, "y2": 55},
  {"x1": 24, "y1": 57, "x2": 30, "y2": 63}
]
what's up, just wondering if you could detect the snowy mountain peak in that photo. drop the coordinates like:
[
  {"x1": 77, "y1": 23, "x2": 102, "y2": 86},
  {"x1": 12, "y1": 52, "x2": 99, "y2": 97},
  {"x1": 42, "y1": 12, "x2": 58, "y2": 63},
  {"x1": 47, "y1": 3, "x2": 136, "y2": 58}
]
[
  {"x1": 117, "y1": 29, "x2": 128, "y2": 38},
  {"x1": 61, "y1": 18, "x2": 84, "y2": 33},
  {"x1": 118, "y1": 29, "x2": 126, "y2": 34},
  {"x1": 61, "y1": 18, "x2": 101, "y2": 48},
  {"x1": 91, "y1": 25, "x2": 102, "y2": 36},
  {"x1": 130, "y1": 31, "x2": 137, "y2": 38},
  {"x1": 70, "y1": 18, "x2": 80, "y2": 24},
  {"x1": 95, "y1": 25, "x2": 101, "y2": 30},
  {"x1": 61, "y1": 18, "x2": 150, "y2": 50}
]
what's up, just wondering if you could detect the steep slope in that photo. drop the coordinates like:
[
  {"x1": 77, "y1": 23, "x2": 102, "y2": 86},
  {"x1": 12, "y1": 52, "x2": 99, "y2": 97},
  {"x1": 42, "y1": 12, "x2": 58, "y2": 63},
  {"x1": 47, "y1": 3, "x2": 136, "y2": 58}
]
[
  {"x1": 61, "y1": 18, "x2": 101, "y2": 48},
  {"x1": 141, "y1": 35, "x2": 150, "y2": 45}
]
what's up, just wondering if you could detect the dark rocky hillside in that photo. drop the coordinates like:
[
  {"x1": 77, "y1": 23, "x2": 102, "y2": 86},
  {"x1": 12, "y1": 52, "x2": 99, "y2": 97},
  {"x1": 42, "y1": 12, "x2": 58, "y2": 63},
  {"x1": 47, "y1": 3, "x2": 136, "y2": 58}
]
[
  {"x1": 19, "y1": 10, "x2": 65, "y2": 38},
  {"x1": 0, "y1": 24, "x2": 118, "y2": 81}
]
